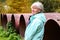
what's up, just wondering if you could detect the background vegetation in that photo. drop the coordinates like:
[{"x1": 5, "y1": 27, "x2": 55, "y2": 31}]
[
  {"x1": 0, "y1": 0, "x2": 60, "y2": 13},
  {"x1": 0, "y1": 21, "x2": 23, "y2": 40}
]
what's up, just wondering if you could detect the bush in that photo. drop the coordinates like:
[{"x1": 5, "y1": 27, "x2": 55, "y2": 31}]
[
  {"x1": 55, "y1": 9, "x2": 60, "y2": 13},
  {"x1": 0, "y1": 21, "x2": 23, "y2": 40}
]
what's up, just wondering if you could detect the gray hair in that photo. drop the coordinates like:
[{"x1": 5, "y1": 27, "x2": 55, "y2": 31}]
[{"x1": 31, "y1": 1, "x2": 44, "y2": 12}]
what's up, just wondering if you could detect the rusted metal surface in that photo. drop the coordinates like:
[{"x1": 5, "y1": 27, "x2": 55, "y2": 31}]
[
  {"x1": 44, "y1": 19, "x2": 60, "y2": 40},
  {"x1": 0, "y1": 14, "x2": 1, "y2": 25},
  {"x1": 1, "y1": 13, "x2": 33, "y2": 37},
  {"x1": 0, "y1": 13, "x2": 60, "y2": 38},
  {"x1": 44, "y1": 13, "x2": 60, "y2": 40},
  {"x1": 6, "y1": 14, "x2": 12, "y2": 22},
  {"x1": 19, "y1": 15, "x2": 26, "y2": 37},
  {"x1": 1, "y1": 14, "x2": 7, "y2": 29},
  {"x1": 45, "y1": 13, "x2": 60, "y2": 26}
]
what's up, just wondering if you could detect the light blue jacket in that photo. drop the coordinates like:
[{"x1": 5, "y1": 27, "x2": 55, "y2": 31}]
[{"x1": 25, "y1": 13, "x2": 46, "y2": 40}]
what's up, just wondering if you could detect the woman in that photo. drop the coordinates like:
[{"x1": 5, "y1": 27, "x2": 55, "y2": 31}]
[{"x1": 25, "y1": 1, "x2": 46, "y2": 40}]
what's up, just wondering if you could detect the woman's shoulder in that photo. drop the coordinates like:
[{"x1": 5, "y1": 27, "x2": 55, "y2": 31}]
[
  {"x1": 34, "y1": 13, "x2": 46, "y2": 23},
  {"x1": 34, "y1": 13, "x2": 45, "y2": 18}
]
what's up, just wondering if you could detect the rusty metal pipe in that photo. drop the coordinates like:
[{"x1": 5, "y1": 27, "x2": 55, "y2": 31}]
[
  {"x1": 1, "y1": 14, "x2": 7, "y2": 29},
  {"x1": 1, "y1": 13, "x2": 60, "y2": 38},
  {"x1": 44, "y1": 19, "x2": 60, "y2": 40},
  {"x1": 19, "y1": 15, "x2": 26, "y2": 37}
]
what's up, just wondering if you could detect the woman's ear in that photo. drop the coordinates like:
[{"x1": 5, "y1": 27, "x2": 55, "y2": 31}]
[{"x1": 38, "y1": 9, "x2": 42, "y2": 12}]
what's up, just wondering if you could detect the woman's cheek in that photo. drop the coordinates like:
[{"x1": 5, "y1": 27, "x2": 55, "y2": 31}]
[
  {"x1": 32, "y1": 9, "x2": 35, "y2": 13},
  {"x1": 31, "y1": 9, "x2": 38, "y2": 14}
]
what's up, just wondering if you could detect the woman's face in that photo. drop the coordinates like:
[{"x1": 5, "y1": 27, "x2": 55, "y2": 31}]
[{"x1": 31, "y1": 6, "x2": 41, "y2": 14}]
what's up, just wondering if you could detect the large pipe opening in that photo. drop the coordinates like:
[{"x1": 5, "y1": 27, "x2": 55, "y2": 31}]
[
  {"x1": 1, "y1": 14, "x2": 7, "y2": 29},
  {"x1": 0, "y1": 14, "x2": 2, "y2": 26},
  {"x1": 11, "y1": 14, "x2": 19, "y2": 33},
  {"x1": 11, "y1": 14, "x2": 15, "y2": 27},
  {"x1": 44, "y1": 19, "x2": 60, "y2": 40},
  {"x1": 19, "y1": 15, "x2": 26, "y2": 37}
]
